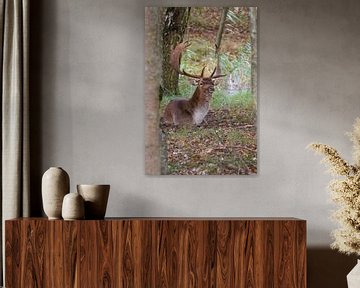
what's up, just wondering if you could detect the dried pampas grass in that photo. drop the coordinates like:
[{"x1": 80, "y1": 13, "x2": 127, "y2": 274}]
[{"x1": 308, "y1": 118, "x2": 360, "y2": 256}]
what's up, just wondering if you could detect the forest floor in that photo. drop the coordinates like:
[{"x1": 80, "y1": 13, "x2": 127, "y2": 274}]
[{"x1": 160, "y1": 107, "x2": 257, "y2": 175}]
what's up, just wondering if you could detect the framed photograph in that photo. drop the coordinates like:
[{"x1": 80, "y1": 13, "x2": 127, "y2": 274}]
[{"x1": 145, "y1": 7, "x2": 257, "y2": 175}]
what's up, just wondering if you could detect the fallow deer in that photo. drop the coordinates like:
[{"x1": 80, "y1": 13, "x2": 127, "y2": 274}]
[{"x1": 163, "y1": 42, "x2": 225, "y2": 126}]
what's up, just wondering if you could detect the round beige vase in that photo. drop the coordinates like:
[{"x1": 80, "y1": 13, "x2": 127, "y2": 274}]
[
  {"x1": 42, "y1": 167, "x2": 70, "y2": 219},
  {"x1": 77, "y1": 184, "x2": 110, "y2": 219},
  {"x1": 62, "y1": 192, "x2": 85, "y2": 220}
]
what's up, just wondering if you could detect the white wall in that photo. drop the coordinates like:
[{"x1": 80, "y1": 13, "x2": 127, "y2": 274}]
[{"x1": 33, "y1": 0, "x2": 360, "y2": 247}]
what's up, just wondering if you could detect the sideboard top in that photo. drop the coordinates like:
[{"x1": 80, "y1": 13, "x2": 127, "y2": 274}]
[{"x1": 6, "y1": 217, "x2": 306, "y2": 222}]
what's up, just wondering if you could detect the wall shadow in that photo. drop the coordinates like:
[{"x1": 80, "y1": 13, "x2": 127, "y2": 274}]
[{"x1": 308, "y1": 248, "x2": 357, "y2": 288}]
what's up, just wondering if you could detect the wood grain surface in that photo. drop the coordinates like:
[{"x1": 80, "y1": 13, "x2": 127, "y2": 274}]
[{"x1": 5, "y1": 218, "x2": 306, "y2": 287}]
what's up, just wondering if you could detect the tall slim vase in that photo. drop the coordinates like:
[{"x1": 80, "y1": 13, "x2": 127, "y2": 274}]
[
  {"x1": 347, "y1": 260, "x2": 360, "y2": 288},
  {"x1": 42, "y1": 167, "x2": 70, "y2": 219}
]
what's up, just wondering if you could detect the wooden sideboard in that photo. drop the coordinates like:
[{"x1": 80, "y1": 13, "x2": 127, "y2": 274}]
[{"x1": 5, "y1": 218, "x2": 306, "y2": 287}]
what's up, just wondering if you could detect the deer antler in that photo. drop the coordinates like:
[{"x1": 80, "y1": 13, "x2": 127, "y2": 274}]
[
  {"x1": 209, "y1": 66, "x2": 227, "y2": 79},
  {"x1": 170, "y1": 41, "x2": 205, "y2": 79},
  {"x1": 170, "y1": 41, "x2": 189, "y2": 73},
  {"x1": 170, "y1": 41, "x2": 226, "y2": 79}
]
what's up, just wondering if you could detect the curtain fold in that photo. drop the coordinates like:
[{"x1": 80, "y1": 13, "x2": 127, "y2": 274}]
[{"x1": 0, "y1": 0, "x2": 30, "y2": 284}]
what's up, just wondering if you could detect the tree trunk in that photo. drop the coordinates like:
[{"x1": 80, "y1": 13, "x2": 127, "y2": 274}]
[
  {"x1": 145, "y1": 7, "x2": 163, "y2": 175},
  {"x1": 214, "y1": 7, "x2": 229, "y2": 76},
  {"x1": 215, "y1": 7, "x2": 229, "y2": 55},
  {"x1": 161, "y1": 7, "x2": 190, "y2": 96},
  {"x1": 249, "y1": 7, "x2": 257, "y2": 102}
]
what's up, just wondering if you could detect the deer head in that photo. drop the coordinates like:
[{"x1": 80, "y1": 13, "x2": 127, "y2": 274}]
[{"x1": 163, "y1": 42, "x2": 226, "y2": 126}]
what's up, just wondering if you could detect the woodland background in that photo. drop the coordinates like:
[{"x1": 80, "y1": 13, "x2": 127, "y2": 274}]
[{"x1": 145, "y1": 7, "x2": 257, "y2": 175}]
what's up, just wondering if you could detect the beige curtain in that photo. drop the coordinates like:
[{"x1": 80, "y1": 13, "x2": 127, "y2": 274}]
[{"x1": 0, "y1": 0, "x2": 30, "y2": 284}]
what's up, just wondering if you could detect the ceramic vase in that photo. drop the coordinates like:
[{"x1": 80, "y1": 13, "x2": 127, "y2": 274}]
[
  {"x1": 347, "y1": 259, "x2": 360, "y2": 288},
  {"x1": 62, "y1": 192, "x2": 85, "y2": 220},
  {"x1": 42, "y1": 167, "x2": 70, "y2": 219},
  {"x1": 77, "y1": 184, "x2": 110, "y2": 219}
]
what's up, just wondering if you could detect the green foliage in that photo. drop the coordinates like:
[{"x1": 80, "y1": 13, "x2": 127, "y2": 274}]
[
  {"x1": 180, "y1": 40, "x2": 217, "y2": 74},
  {"x1": 211, "y1": 90, "x2": 254, "y2": 110}
]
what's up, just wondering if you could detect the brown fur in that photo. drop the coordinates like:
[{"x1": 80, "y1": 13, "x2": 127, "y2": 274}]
[{"x1": 163, "y1": 79, "x2": 215, "y2": 125}]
